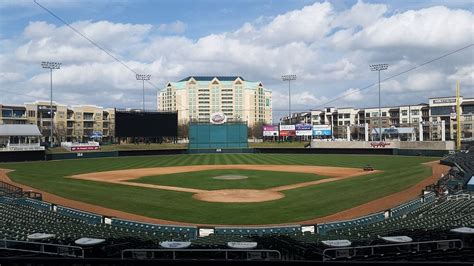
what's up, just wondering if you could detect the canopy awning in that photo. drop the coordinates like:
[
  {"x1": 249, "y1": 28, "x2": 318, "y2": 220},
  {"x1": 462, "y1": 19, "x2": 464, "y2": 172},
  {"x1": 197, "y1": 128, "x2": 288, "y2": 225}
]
[{"x1": 0, "y1": 124, "x2": 41, "y2": 137}]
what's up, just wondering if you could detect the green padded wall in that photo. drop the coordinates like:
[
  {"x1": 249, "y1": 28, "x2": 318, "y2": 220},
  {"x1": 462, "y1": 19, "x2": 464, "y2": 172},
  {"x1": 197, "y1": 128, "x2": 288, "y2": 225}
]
[{"x1": 189, "y1": 123, "x2": 248, "y2": 149}]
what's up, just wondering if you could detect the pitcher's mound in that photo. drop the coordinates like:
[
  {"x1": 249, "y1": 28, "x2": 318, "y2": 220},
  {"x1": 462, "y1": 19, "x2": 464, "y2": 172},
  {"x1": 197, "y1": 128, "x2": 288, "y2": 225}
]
[
  {"x1": 193, "y1": 189, "x2": 284, "y2": 203},
  {"x1": 213, "y1": 175, "x2": 248, "y2": 180}
]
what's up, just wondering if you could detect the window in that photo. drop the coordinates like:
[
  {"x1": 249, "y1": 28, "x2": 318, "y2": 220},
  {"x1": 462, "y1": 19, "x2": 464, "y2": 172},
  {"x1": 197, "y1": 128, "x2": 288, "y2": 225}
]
[
  {"x1": 372, "y1": 112, "x2": 379, "y2": 117},
  {"x1": 401, "y1": 110, "x2": 408, "y2": 116},
  {"x1": 365, "y1": 113, "x2": 370, "y2": 117},
  {"x1": 338, "y1": 121, "x2": 343, "y2": 125},
  {"x1": 412, "y1": 118, "x2": 419, "y2": 123},
  {"x1": 28, "y1": 110, "x2": 36, "y2": 117},
  {"x1": 338, "y1": 114, "x2": 343, "y2": 119},
  {"x1": 411, "y1": 110, "x2": 419, "y2": 115},
  {"x1": 382, "y1": 112, "x2": 386, "y2": 117},
  {"x1": 464, "y1": 124, "x2": 472, "y2": 130},
  {"x1": 465, "y1": 115, "x2": 472, "y2": 121},
  {"x1": 430, "y1": 106, "x2": 452, "y2": 116},
  {"x1": 402, "y1": 118, "x2": 408, "y2": 123},
  {"x1": 344, "y1": 114, "x2": 350, "y2": 118}
]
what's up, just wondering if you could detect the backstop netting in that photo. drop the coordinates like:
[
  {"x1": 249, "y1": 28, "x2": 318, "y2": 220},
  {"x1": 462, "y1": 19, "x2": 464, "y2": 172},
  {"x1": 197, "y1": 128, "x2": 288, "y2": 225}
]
[{"x1": 188, "y1": 122, "x2": 248, "y2": 149}]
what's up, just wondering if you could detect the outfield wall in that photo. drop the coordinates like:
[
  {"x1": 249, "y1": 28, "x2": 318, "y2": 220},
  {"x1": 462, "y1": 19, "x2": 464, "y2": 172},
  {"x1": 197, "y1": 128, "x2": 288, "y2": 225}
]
[
  {"x1": 0, "y1": 150, "x2": 45, "y2": 162},
  {"x1": 0, "y1": 147, "x2": 450, "y2": 163},
  {"x1": 311, "y1": 140, "x2": 455, "y2": 150}
]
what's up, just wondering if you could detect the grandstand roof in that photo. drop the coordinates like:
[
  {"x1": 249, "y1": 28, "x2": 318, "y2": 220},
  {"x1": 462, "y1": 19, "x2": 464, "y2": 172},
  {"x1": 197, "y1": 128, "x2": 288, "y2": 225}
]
[{"x1": 0, "y1": 124, "x2": 41, "y2": 136}]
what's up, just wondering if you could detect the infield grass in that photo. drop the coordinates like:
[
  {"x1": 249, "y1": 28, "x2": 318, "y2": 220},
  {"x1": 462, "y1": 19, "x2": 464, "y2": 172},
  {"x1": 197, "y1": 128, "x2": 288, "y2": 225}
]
[
  {"x1": 0, "y1": 154, "x2": 435, "y2": 224},
  {"x1": 131, "y1": 169, "x2": 329, "y2": 190}
]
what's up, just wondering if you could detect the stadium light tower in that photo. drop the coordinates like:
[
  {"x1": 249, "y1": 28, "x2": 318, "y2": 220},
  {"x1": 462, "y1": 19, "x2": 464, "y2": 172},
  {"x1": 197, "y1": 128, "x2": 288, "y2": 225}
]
[
  {"x1": 369, "y1": 63, "x2": 388, "y2": 141},
  {"x1": 41, "y1": 61, "x2": 61, "y2": 148},
  {"x1": 282, "y1": 74, "x2": 296, "y2": 122},
  {"x1": 136, "y1": 74, "x2": 151, "y2": 110}
]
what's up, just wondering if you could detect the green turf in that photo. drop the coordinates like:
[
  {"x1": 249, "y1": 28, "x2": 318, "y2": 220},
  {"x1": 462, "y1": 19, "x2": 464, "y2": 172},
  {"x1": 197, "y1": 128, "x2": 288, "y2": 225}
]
[
  {"x1": 131, "y1": 169, "x2": 329, "y2": 190},
  {"x1": 0, "y1": 154, "x2": 435, "y2": 224}
]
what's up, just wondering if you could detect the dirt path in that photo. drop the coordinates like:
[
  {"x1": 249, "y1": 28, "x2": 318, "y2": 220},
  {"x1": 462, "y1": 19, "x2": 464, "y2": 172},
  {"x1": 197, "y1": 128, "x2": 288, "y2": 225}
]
[
  {"x1": 0, "y1": 160, "x2": 448, "y2": 226},
  {"x1": 68, "y1": 164, "x2": 378, "y2": 202}
]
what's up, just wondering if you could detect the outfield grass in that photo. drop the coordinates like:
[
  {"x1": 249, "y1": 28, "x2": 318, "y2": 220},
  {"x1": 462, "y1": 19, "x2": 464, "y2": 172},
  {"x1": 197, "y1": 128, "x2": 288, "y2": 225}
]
[
  {"x1": 132, "y1": 169, "x2": 329, "y2": 190},
  {"x1": 0, "y1": 154, "x2": 435, "y2": 224}
]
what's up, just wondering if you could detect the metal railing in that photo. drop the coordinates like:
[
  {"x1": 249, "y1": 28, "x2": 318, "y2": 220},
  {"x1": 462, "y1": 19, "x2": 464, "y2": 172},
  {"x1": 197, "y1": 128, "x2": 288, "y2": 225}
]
[
  {"x1": 121, "y1": 249, "x2": 281, "y2": 261},
  {"x1": 322, "y1": 239, "x2": 463, "y2": 261},
  {"x1": 0, "y1": 239, "x2": 84, "y2": 258}
]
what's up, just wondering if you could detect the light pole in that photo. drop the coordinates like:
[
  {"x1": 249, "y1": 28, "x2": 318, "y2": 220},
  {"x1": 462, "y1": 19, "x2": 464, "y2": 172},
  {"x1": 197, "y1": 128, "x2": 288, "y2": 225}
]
[
  {"x1": 369, "y1": 64, "x2": 388, "y2": 141},
  {"x1": 41, "y1": 61, "x2": 61, "y2": 148},
  {"x1": 136, "y1": 74, "x2": 151, "y2": 110},
  {"x1": 282, "y1": 74, "x2": 296, "y2": 124}
]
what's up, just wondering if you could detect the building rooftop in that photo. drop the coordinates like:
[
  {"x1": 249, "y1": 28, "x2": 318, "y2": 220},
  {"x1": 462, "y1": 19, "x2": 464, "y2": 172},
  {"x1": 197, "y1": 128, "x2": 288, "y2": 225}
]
[{"x1": 178, "y1": 76, "x2": 245, "y2": 82}]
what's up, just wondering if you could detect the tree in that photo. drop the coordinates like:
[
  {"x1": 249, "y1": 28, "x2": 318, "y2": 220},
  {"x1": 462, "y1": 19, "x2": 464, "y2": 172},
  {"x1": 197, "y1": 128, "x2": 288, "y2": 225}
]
[
  {"x1": 177, "y1": 123, "x2": 189, "y2": 139},
  {"x1": 250, "y1": 122, "x2": 264, "y2": 139}
]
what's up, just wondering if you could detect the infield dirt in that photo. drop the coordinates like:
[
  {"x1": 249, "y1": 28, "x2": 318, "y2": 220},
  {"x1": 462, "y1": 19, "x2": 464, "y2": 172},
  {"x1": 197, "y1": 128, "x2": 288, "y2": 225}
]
[{"x1": 68, "y1": 164, "x2": 379, "y2": 203}]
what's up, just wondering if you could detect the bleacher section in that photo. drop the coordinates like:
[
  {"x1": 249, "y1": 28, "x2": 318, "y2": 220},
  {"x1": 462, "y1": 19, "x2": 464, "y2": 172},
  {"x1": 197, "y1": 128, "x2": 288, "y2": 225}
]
[
  {"x1": 214, "y1": 225, "x2": 301, "y2": 237},
  {"x1": 317, "y1": 213, "x2": 385, "y2": 235},
  {"x1": 56, "y1": 206, "x2": 102, "y2": 224},
  {"x1": 439, "y1": 150, "x2": 474, "y2": 193},
  {"x1": 111, "y1": 218, "x2": 197, "y2": 239},
  {"x1": 390, "y1": 197, "x2": 423, "y2": 217}
]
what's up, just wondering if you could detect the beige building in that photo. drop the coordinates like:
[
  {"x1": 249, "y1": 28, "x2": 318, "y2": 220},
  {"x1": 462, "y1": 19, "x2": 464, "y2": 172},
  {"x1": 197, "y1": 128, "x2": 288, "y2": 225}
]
[
  {"x1": 0, "y1": 101, "x2": 115, "y2": 143},
  {"x1": 158, "y1": 76, "x2": 272, "y2": 127}
]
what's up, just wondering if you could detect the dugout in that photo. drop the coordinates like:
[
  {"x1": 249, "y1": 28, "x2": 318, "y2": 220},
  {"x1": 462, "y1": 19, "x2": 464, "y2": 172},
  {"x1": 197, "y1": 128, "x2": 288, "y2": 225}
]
[{"x1": 188, "y1": 122, "x2": 248, "y2": 149}]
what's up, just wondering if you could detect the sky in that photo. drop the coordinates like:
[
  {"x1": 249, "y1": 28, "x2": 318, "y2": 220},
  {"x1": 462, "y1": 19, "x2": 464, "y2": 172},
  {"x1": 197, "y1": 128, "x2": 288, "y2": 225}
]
[{"x1": 0, "y1": 0, "x2": 473, "y2": 123}]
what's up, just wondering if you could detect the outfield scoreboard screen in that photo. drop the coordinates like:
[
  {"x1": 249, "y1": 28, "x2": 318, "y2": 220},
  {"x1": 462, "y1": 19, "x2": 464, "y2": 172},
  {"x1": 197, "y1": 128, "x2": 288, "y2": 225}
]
[{"x1": 115, "y1": 110, "x2": 178, "y2": 137}]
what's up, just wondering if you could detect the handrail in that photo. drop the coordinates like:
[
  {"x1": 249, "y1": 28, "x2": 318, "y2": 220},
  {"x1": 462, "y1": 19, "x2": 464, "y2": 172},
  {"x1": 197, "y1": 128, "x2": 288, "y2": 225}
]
[
  {"x1": 0, "y1": 239, "x2": 84, "y2": 258},
  {"x1": 121, "y1": 248, "x2": 281, "y2": 260},
  {"x1": 322, "y1": 239, "x2": 463, "y2": 261}
]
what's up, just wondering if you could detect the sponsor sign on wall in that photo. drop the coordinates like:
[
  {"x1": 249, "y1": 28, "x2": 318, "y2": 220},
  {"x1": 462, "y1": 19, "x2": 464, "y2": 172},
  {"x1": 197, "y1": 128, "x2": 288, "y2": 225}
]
[
  {"x1": 263, "y1": 125, "x2": 279, "y2": 137},
  {"x1": 312, "y1": 125, "x2": 332, "y2": 136},
  {"x1": 71, "y1": 146, "x2": 100, "y2": 151},
  {"x1": 210, "y1": 112, "x2": 227, "y2": 124},
  {"x1": 279, "y1": 124, "x2": 296, "y2": 137},
  {"x1": 295, "y1": 124, "x2": 312, "y2": 136}
]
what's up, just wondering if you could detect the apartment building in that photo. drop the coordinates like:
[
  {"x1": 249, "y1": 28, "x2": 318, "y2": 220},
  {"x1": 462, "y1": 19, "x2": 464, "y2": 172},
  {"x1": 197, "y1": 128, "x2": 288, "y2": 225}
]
[
  {"x1": 281, "y1": 95, "x2": 474, "y2": 140},
  {"x1": 158, "y1": 76, "x2": 272, "y2": 127},
  {"x1": 429, "y1": 96, "x2": 474, "y2": 140},
  {"x1": 0, "y1": 101, "x2": 115, "y2": 143}
]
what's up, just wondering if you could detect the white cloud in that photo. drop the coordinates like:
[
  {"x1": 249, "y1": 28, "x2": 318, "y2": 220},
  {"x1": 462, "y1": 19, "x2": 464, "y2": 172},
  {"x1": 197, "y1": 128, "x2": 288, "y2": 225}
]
[
  {"x1": 1, "y1": 1, "x2": 473, "y2": 120},
  {"x1": 341, "y1": 88, "x2": 364, "y2": 102},
  {"x1": 448, "y1": 65, "x2": 474, "y2": 85},
  {"x1": 158, "y1": 20, "x2": 187, "y2": 34},
  {"x1": 405, "y1": 71, "x2": 444, "y2": 91},
  {"x1": 347, "y1": 6, "x2": 474, "y2": 49},
  {"x1": 0, "y1": 72, "x2": 23, "y2": 83}
]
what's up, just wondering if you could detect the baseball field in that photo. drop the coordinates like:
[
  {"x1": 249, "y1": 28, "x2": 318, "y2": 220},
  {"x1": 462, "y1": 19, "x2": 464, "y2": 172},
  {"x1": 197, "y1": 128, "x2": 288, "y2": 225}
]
[{"x1": 0, "y1": 154, "x2": 442, "y2": 225}]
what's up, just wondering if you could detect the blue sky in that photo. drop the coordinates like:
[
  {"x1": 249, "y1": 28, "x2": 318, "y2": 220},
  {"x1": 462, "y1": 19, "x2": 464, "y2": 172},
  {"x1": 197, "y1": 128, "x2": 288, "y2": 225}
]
[{"x1": 0, "y1": 0, "x2": 473, "y2": 122}]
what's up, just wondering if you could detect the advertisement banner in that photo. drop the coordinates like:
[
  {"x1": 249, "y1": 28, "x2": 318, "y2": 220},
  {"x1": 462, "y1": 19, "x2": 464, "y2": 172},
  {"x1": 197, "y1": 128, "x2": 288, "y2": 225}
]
[
  {"x1": 263, "y1": 125, "x2": 279, "y2": 137},
  {"x1": 279, "y1": 124, "x2": 296, "y2": 137},
  {"x1": 312, "y1": 125, "x2": 332, "y2": 136},
  {"x1": 295, "y1": 124, "x2": 312, "y2": 136},
  {"x1": 71, "y1": 146, "x2": 100, "y2": 151},
  {"x1": 295, "y1": 124, "x2": 312, "y2": 130}
]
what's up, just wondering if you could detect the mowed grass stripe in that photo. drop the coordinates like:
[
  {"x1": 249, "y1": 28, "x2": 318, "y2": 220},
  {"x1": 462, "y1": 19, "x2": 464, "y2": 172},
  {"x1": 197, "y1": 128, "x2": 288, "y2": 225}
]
[
  {"x1": 1, "y1": 154, "x2": 437, "y2": 224},
  {"x1": 132, "y1": 169, "x2": 329, "y2": 190}
]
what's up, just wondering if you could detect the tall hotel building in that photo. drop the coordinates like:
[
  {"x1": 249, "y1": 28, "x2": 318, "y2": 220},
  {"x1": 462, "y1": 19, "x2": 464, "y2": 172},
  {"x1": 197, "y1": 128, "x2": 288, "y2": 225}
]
[{"x1": 157, "y1": 76, "x2": 272, "y2": 127}]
